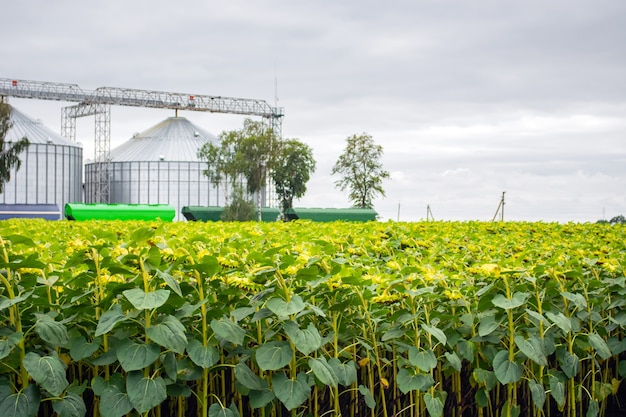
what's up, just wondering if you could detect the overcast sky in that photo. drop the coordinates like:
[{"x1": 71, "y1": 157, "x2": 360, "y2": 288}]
[{"x1": 2, "y1": 0, "x2": 625, "y2": 222}]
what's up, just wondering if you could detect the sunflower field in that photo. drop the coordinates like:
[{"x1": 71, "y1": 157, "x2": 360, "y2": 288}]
[{"x1": 1, "y1": 219, "x2": 625, "y2": 417}]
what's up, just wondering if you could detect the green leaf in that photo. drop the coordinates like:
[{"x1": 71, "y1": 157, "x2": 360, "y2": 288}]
[
  {"x1": 129, "y1": 227, "x2": 156, "y2": 244},
  {"x1": 478, "y1": 315, "x2": 503, "y2": 337},
  {"x1": 266, "y1": 295, "x2": 305, "y2": 318},
  {"x1": 34, "y1": 315, "x2": 70, "y2": 348},
  {"x1": 167, "y1": 383, "x2": 192, "y2": 398},
  {"x1": 95, "y1": 305, "x2": 127, "y2": 337},
  {"x1": 234, "y1": 362, "x2": 265, "y2": 391},
  {"x1": 69, "y1": 336, "x2": 100, "y2": 361},
  {"x1": 176, "y1": 358, "x2": 203, "y2": 381},
  {"x1": 473, "y1": 368, "x2": 498, "y2": 390},
  {"x1": 1, "y1": 234, "x2": 35, "y2": 246},
  {"x1": 283, "y1": 321, "x2": 322, "y2": 355},
  {"x1": 546, "y1": 311, "x2": 572, "y2": 334},
  {"x1": 256, "y1": 341, "x2": 293, "y2": 371},
  {"x1": 209, "y1": 403, "x2": 239, "y2": 417},
  {"x1": 491, "y1": 292, "x2": 529, "y2": 310},
  {"x1": 381, "y1": 327, "x2": 405, "y2": 341},
  {"x1": 358, "y1": 385, "x2": 376, "y2": 409},
  {"x1": 514, "y1": 335, "x2": 548, "y2": 366},
  {"x1": 528, "y1": 380, "x2": 546, "y2": 410},
  {"x1": 548, "y1": 374, "x2": 565, "y2": 409},
  {"x1": 123, "y1": 288, "x2": 170, "y2": 310},
  {"x1": 90, "y1": 350, "x2": 117, "y2": 366},
  {"x1": 408, "y1": 347, "x2": 437, "y2": 372},
  {"x1": 0, "y1": 291, "x2": 33, "y2": 312},
  {"x1": 0, "y1": 331, "x2": 22, "y2": 360},
  {"x1": 211, "y1": 318, "x2": 246, "y2": 346},
  {"x1": 272, "y1": 372, "x2": 311, "y2": 411},
  {"x1": 146, "y1": 315, "x2": 188, "y2": 354},
  {"x1": 187, "y1": 339, "x2": 220, "y2": 369},
  {"x1": 0, "y1": 385, "x2": 40, "y2": 417},
  {"x1": 249, "y1": 387, "x2": 275, "y2": 409},
  {"x1": 492, "y1": 350, "x2": 522, "y2": 385},
  {"x1": 421, "y1": 324, "x2": 447, "y2": 346},
  {"x1": 594, "y1": 382, "x2": 613, "y2": 402},
  {"x1": 126, "y1": 371, "x2": 167, "y2": 414},
  {"x1": 116, "y1": 339, "x2": 160, "y2": 372},
  {"x1": 308, "y1": 357, "x2": 338, "y2": 387},
  {"x1": 161, "y1": 351, "x2": 178, "y2": 381},
  {"x1": 91, "y1": 376, "x2": 107, "y2": 397},
  {"x1": 397, "y1": 369, "x2": 435, "y2": 393},
  {"x1": 156, "y1": 269, "x2": 182, "y2": 298},
  {"x1": 560, "y1": 351, "x2": 580, "y2": 378},
  {"x1": 586, "y1": 399, "x2": 599, "y2": 417},
  {"x1": 525, "y1": 309, "x2": 548, "y2": 327},
  {"x1": 424, "y1": 391, "x2": 446, "y2": 417},
  {"x1": 619, "y1": 361, "x2": 626, "y2": 378},
  {"x1": 587, "y1": 333, "x2": 612, "y2": 360},
  {"x1": 51, "y1": 393, "x2": 86, "y2": 417},
  {"x1": 231, "y1": 306, "x2": 256, "y2": 322},
  {"x1": 444, "y1": 352, "x2": 462, "y2": 372},
  {"x1": 23, "y1": 352, "x2": 69, "y2": 396},
  {"x1": 457, "y1": 339, "x2": 476, "y2": 362},
  {"x1": 475, "y1": 387, "x2": 489, "y2": 408},
  {"x1": 328, "y1": 358, "x2": 357, "y2": 387},
  {"x1": 0, "y1": 340, "x2": 11, "y2": 360},
  {"x1": 561, "y1": 291, "x2": 587, "y2": 310}
]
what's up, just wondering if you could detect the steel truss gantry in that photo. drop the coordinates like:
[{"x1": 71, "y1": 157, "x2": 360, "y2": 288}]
[{"x1": 0, "y1": 77, "x2": 284, "y2": 203}]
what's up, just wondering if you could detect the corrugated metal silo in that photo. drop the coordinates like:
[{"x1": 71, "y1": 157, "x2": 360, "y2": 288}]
[
  {"x1": 0, "y1": 105, "x2": 83, "y2": 215},
  {"x1": 84, "y1": 116, "x2": 220, "y2": 220}
]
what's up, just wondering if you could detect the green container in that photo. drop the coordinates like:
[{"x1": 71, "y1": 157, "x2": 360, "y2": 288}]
[
  {"x1": 65, "y1": 203, "x2": 176, "y2": 221},
  {"x1": 284, "y1": 208, "x2": 377, "y2": 222},
  {"x1": 258, "y1": 207, "x2": 280, "y2": 222},
  {"x1": 181, "y1": 206, "x2": 224, "y2": 222},
  {"x1": 182, "y1": 206, "x2": 280, "y2": 222}
]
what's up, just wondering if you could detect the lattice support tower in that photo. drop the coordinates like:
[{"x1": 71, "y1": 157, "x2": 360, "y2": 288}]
[{"x1": 62, "y1": 103, "x2": 112, "y2": 202}]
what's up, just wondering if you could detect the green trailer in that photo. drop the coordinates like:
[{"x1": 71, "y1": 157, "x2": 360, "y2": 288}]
[
  {"x1": 181, "y1": 206, "x2": 280, "y2": 222},
  {"x1": 65, "y1": 203, "x2": 176, "y2": 221},
  {"x1": 181, "y1": 206, "x2": 223, "y2": 222},
  {"x1": 284, "y1": 208, "x2": 377, "y2": 222}
]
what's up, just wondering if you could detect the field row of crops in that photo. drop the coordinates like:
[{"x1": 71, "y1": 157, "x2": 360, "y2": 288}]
[{"x1": 1, "y1": 219, "x2": 625, "y2": 417}]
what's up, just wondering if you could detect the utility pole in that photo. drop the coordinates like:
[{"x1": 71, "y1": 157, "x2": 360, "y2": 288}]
[
  {"x1": 491, "y1": 191, "x2": 506, "y2": 222},
  {"x1": 426, "y1": 204, "x2": 434, "y2": 221}
]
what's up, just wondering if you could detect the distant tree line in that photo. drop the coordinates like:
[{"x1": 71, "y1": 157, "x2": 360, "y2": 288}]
[{"x1": 597, "y1": 214, "x2": 625, "y2": 225}]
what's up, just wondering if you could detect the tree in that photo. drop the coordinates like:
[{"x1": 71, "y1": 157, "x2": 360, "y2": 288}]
[
  {"x1": 597, "y1": 215, "x2": 626, "y2": 225},
  {"x1": 0, "y1": 102, "x2": 30, "y2": 193},
  {"x1": 331, "y1": 133, "x2": 389, "y2": 209},
  {"x1": 271, "y1": 139, "x2": 316, "y2": 213},
  {"x1": 235, "y1": 119, "x2": 277, "y2": 198},
  {"x1": 198, "y1": 119, "x2": 277, "y2": 220},
  {"x1": 221, "y1": 184, "x2": 257, "y2": 221},
  {"x1": 197, "y1": 130, "x2": 239, "y2": 204}
]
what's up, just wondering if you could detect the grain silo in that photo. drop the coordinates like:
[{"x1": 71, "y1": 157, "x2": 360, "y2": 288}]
[
  {"x1": 84, "y1": 116, "x2": 220, "y2": 220},
  {"x1": 0, "y1": 105, "x2": 83, "y2": 216}
]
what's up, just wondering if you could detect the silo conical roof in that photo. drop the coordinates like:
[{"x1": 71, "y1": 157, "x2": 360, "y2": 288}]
[
  {"x1": 110, "y1": 117, "x2": 217, "y2": 162},
  {"x1": 6, "y1": 105, "x2": 77, "y2": 146}
]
